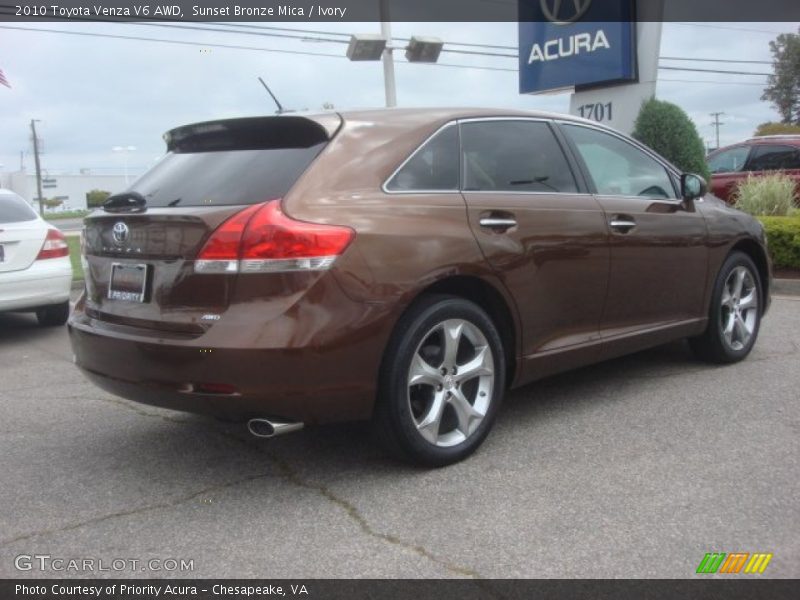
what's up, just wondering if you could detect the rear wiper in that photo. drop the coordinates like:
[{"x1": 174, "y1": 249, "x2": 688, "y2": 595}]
[{"x1": 103, "y1": 191, "x2": 147, "y2": 213}]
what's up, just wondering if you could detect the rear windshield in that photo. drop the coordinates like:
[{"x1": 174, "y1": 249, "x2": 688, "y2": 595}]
[
  {"x1": 0, "y1": 193, "x2": 38, "y2": 223},
  {"x1": 129, "y1": 144, "x2": 325, "y2": 208}
]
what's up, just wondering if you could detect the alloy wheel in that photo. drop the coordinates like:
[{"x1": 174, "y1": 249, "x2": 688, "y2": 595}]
[
  {"x1": 407, "y1": 318, "x2": 495, "y2": 447},
  {"x1": 720, "y1": 265, "x2": 758, "y2": 351}
]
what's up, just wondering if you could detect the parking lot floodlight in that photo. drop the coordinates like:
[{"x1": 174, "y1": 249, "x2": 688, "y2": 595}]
[
  {"x1": 347, "y1": 34, "x2": 387, "y2": 61},
  {"x1": 405, "y1": 36, "x2": 444, "y2": 63}
]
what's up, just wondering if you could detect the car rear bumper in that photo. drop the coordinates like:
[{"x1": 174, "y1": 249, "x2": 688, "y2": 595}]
[
  {"x1": 0, "y1": 256, "x2": 72, "y2": 312},
  {"x1": 68, "y1": 277, "x2": 395, "y2": 424}
]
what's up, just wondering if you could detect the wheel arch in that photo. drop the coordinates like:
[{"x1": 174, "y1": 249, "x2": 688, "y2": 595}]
[{"x1": 394, "y1": 275, "x2": 520, "y2": 387}]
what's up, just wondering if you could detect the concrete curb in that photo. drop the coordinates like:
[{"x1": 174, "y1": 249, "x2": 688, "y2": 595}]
[{"x1": 773, "y1": 278, "x2": 800, "y2": 297}]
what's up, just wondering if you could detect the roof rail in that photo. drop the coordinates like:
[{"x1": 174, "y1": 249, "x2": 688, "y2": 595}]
[{"x1": 746, "y1": 134, "x2": 800, "y2": 141}]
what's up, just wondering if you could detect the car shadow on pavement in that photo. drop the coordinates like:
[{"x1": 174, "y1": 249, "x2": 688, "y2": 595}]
[
  {"x1": 83, "y1": 339, "x2": 706, "y2": 480},
  {"x1": 0, "y1": 311, "x2": 58, "y2": 342}
]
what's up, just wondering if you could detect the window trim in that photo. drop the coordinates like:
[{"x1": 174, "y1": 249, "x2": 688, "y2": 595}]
[
  {"x1": 381, "y1": 121, "x2": 461, "y2": 195},
  {"x1": 556, "y1": 120, "x2": 682, "y2": 201}
]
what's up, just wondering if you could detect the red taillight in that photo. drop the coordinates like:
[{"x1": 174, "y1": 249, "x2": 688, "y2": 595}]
[
  {"x1": 241, "y1": 201, "x2": 354, "y2": 259},
  {"x1": 36, "y1": 229, "x2": 69, "y2": 260},
  {"x1": 196, "y1": 201, "x2": 354, "y2": 273}
]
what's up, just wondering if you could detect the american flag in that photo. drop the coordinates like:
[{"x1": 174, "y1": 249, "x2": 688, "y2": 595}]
[{"x1": 0, "y1": 68, "x2": 11, "y2": 89}]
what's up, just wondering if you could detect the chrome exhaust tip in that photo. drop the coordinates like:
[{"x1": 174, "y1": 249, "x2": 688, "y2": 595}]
[{"x1": 247, "y1": 418, "x2": 304, "y2": 438}]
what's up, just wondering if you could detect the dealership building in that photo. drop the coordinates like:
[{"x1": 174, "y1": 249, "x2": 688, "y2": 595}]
[{"x1": 0, "y1": 169, "x2": 130, "y2": 212}]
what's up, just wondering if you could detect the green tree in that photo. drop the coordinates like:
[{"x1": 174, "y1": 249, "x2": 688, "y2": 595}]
[
  {"x1": 762, "y1": 28, "x2": 800, "y2": 125},
  {"x1": 754, "y1": 121, "x2": 800, "y2": 136},
  {"x1": 86, "y1": 189, "x2": 111, "y2": 208},
  {"x1": 632, "y1": 98, "x2": 710, "y2": 179}
]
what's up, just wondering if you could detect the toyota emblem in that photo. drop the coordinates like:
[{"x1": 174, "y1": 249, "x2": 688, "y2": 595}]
[{"x1": 112, "y1": 221, "x2": 129, "y2": 245}]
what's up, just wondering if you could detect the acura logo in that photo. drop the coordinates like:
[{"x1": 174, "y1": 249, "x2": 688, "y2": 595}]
[
  {"x1": 112, "y1": 221, "x2": 129, "y2": 245},
  {"x1": 540, "y1": 0, "x2": 592, "y2": 24}
]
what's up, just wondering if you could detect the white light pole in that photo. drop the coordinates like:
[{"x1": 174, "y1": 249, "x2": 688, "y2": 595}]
[
  {"x1": 112, "y1": 145, "x2": 137, "y2": 185},
  {"x1": 380, "y1": 20, "x2": 397, "y2": 108}
]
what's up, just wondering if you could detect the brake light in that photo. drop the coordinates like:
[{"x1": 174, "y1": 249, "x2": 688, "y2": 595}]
[
  {"x1": 36, "y1": 229, "x2": 70, "y2": 260},
  {"x1": 196, "y1": 200, "x2": 354, "y2": 274}
]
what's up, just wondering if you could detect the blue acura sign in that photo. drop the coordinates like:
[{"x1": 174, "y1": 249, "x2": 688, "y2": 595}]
[{"x1": 518, "y1": 0, "x2": 637, "y2": 94}]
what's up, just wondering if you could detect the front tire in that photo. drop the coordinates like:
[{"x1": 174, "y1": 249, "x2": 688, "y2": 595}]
[
  {"x1": 374, "y1": 295, "x2": 506, "y2": 467},
  {"x1": 36, "y1": 300, "x2": 70, "y2": 327},
  {"x1": 690, "y1": 251, "x2": 762, "y2": 364}
]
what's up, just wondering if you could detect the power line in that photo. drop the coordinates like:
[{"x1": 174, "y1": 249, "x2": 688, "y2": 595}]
[
  {"x1": 660, "y1": 56, "x2": 772, "y2": 65},
  {"x1": 0, "y1": 25, "x2": 775, "y2": 78}
]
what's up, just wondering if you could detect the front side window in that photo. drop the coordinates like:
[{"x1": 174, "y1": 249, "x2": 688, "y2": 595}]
[
  {"x1": 563, "y1": 125, "x2": 676, "y2": 199},
  {"x1": 746, "y1": 144, "x2": 800, "y2": 171},
  {"x1": 460, "y1": 121, "x2": 578, "y2": 193},
  {"x1": 708, "y1": 146, "x2": 750, "y2": 173},
  {"x1": 385, "y1": 125, "x2": 459, "y2": 192}
]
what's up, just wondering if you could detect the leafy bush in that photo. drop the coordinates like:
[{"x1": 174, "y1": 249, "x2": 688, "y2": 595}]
[
  {"x1": 754, "y1": 122, "x2": 800, "y2": 136},
  {"x1": 758, "y1": 216, "x2": 800, "y2": 269},
  {"x1": 86, "y1": 189, "x2": 111, "y2": 208},
  {"x1": 734, "y1": 173, "x2": 798, "y2": 216},
  {"x1": 632, "y1": 98, "x2": 710, "y2": 179}
]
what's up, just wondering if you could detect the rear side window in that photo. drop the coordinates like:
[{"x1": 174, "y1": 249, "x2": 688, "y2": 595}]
[
  {"x1": 460, "y1": 121, "x2": 578, "y2": 193},
  {"x1": 130, "y1": 144, "x2": 326, "y2": 208},
  {"x1": 746, "y1": 145, "x2": 800, "y2": 171},
  {"x1": 0, "y1": 193, "x2": 38, "y2": 223},
  {"x1": 385, "y1": 125, "x2": 459, "y2": 192}
]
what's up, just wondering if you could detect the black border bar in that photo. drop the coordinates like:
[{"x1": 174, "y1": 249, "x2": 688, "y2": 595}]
[
  {"x1": 3, "y1": 579, "x2": 800, "y2": 600},
  {"x1": 1, "y1": 0, "x2": 800, "y2": 22}
]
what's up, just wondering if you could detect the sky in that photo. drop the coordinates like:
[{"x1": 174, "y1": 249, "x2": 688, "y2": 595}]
[{"x1": 0, "y1": 20, "x2": 797, "y2": 179}]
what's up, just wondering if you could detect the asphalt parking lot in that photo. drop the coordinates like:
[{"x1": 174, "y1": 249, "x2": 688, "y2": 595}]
[{"x1": 1, "y1": 292, "x2": 798, "y2": 579}]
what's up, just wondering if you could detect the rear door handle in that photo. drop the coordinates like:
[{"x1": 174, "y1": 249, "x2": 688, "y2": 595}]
[
  {"x1": 480, "y1": 217, "x2": 517, "y2": 229},
  {"x1": 609, "y1": 216, "x2": 636, "y2": 233},
  {"x1": 478, "y1": 210, "x2": 517, "y2": 233}
]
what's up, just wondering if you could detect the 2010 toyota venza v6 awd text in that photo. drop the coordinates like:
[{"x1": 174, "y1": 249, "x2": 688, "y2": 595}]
[{"x1": 68, "y1": 108, "x2": 771, "y2": 466}]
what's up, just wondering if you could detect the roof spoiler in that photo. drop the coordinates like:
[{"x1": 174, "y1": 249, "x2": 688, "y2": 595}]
[{"x1": 164, "y1": 115, "x2": 341, "y2": 153}]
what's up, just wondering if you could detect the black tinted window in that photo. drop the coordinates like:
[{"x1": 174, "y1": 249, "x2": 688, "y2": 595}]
[
  {"x1": 0, "y1": 192, "x2": 38, "y2": 223},
  {"x1": 386, "y1": 125, "x2": 459, "y2": 191},
  {"x1": 747, "y1": 145, "x2": 800, "y2": 171},
  {"x1": 563, "y1": 124, "x2": 675, "y2": 199},
  {"x1": 460, "y1": 121, "x2": 577, "y2": 193},
  {"x1": 129, "y1": 144, "x2": 326, "y2": 208}
]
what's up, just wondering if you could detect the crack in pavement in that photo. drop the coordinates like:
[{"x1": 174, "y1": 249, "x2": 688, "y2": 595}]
[
  {"x1": 0, "y1": 469, "x2": 278, "y2": 547},
  {"x1": 3, "y1": 392, "x2": 485, "y2": 580}
]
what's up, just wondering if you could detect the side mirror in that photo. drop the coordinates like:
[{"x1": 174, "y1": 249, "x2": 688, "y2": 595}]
[{"x1": 681, "y1": 173, "x2": 708, "y2": 201}]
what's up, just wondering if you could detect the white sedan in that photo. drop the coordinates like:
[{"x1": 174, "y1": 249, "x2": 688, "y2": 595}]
[{"x1": 0, "y1": 189, "x2": 73, "y2": 326}]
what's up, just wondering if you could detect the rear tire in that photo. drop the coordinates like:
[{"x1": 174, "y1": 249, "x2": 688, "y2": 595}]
[
  {"x1": 689, "y1": 251, "x2": 762, "y2": 364},
  {"x1": 36, "y1": 301, "x2": 70, "y2": 327},
  {"x1": 374, "y1": 295, "x2": 506, "y2": 467}
]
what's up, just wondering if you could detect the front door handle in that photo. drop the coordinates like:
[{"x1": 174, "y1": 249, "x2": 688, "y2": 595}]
[{"x1": 609, "y1": 215, "x2": 636, "y2": 233}]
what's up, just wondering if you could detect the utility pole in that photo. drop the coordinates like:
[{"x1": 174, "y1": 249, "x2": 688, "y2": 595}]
[
  {"x1": 30, "y1": 119, "x2": 44, "y2": 215},
  {"x1": 710, "y1": 112, "x2": 725, "y2": 150}
]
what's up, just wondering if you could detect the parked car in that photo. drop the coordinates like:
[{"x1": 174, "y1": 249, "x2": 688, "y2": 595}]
[
  {"x1": 68, "y1": 109, "x2": 771, "y2": 466},
  {"x1": 0, "y1": 189, "x2": 73, "y2": 326},
  {"x1": 707, "y1": 135, "x2": 800, "y2": 202}
]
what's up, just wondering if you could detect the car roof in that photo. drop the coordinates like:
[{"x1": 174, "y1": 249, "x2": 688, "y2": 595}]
[{"x1": 325, "y1": 106, "x2": 601, "y2": 129}]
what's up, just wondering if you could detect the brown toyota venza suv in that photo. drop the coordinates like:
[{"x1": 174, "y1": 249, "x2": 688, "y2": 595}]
[{"x1": 69, "y1": 108, "x2": 771, "y2": 466}]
